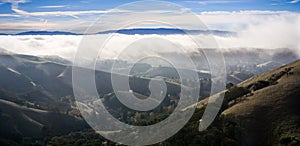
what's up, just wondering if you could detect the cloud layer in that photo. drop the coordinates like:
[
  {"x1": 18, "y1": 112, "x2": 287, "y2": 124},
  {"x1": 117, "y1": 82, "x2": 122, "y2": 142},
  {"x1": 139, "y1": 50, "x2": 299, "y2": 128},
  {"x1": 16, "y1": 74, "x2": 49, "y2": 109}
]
[{"x1": 0, "y1": 11, "x2": 299, "y2": 60}]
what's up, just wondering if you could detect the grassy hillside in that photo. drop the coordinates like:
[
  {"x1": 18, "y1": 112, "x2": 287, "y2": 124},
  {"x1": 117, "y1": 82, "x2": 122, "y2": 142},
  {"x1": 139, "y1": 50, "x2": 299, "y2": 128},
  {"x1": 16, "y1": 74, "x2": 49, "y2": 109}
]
[
  {"x1": 222, "y1": 60, "x2": 300, "y2": 145},
  {"x1": 0, "y1": 93, "x2": 89, "y2": 145},
  {"x1": 43, "y1": 60, "x2": 300, "y2": 146},
  {"x1": 1, "y1": 50, "x2": 298, "y2": 145}
]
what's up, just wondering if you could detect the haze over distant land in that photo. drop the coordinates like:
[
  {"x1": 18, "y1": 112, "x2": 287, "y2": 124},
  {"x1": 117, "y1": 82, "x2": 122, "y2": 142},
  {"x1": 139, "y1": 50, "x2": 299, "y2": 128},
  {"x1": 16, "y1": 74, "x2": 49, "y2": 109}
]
[
  {"x1": 0, "y1": 26, "x2": 299, "y2": 61},
  {"x1": 0, "y1": 0, "x2": 299, "y2": 60}
]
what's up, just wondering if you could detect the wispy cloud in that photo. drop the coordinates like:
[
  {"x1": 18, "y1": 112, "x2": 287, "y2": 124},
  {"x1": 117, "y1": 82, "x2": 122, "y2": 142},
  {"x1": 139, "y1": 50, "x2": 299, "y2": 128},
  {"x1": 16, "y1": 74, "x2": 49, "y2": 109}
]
[
  {"x1": 0, "y1": 21, "x2": 57, "y2": 28},
  {"x1": 1, "y1": 0, "x2": 28, "y2": 14},
  {"x1": 0, "y1": 6, "x2": 128, "y2": 19},
  {"x1": 200, "y1": 10, "x2": 291, "y2": 15},
  {"x1": 186, "y1": 0, "x2": 242, "y2": 5},
  {"x1": 289, "y1": 0, "x2": 300, "y2": 3},
  {"x1": 38, "y1": 5, "x2": 67, "y2": 9},
  {"x1": 197, "y1": 10, "x2": 299, "y2": 32},
  {"x1": 1, "y1": 0, "x2": 29, "y2": 5},
  {"x1": 14, "y1": 10, "x2": 110, "y2": 17},
  {"x1": 0, "y1": 10, "x2": 299, "y2": 60},
  {"x1": 0, "y1": 0, "x2": 127, "y2": 18},
  {"x1": 0, "y1": 13, "x2": 21, "y2": 17},
  {"x1": 0, "y1": 10, "x2": 297, "y2": 33},
  {"x1": 80, "y1": 0, "x2": 90, "y2": 4}
]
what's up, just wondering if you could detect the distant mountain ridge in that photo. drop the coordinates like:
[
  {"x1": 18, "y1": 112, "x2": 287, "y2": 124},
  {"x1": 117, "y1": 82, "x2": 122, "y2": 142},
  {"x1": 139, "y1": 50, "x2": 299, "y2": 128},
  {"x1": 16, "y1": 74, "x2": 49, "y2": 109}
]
[
  {"x1": 1, "y1": 28, "x2": 236, "y2": 36},
  {"x1": 16, "y1": 31, "x2": 79, "y2": 35},
  {"x1": 98, "y1": 28, "x2": 236, "y2": 36}
]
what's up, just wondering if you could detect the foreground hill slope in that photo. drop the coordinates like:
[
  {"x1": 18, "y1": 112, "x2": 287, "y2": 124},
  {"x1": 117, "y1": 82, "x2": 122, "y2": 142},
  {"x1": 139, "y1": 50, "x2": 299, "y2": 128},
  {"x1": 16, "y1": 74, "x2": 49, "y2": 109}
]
[
  {"x1": 222, "y1": 59, "x2": 300, "y2": 145},
  {"x1": 0, "y1": 90, "x2": 89, "y2": 145}
]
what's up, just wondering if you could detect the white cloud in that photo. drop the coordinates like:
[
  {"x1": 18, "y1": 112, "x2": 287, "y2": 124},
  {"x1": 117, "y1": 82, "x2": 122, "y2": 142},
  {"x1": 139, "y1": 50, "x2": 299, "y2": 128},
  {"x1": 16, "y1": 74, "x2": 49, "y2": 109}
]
[
  {"x1": 38, "y1": 5, "x2": 68, "y2": 9},
  {"x1": 289, "y1": 0, "x2": 300, "y2": 3},
  {"x1": 0, "y1": 35, "x2": 82, "y2": 60},
  {"x1": 198, "y1": 11, "x2": 300, "y2": 49},
  {"x1": 0, "y1": 13, "x2": 21, "y2": 17},
  {"x1": 0, "y1": 21, "x2": 58, "y2": 30},
  {"x1": 1, "y1": 0, "x2": 30, "y2": 13},
  {"x1": 200, "y1": 10, "x2": 291, "y2": 15},
  {"x1": 186, "y1": 0, "x2": 241, "y2": 5},
  {"x1": 198, "y1": 10, "x2": 299, "y2": 31},
  {"x1": 16, "y1": 10, "x2": 110, "y2": 16},
  {"x1": 1, "y1": 10, "x2": 299, "y2": 32},
  {"x1": 0, "y1": 10, "x2": 299, "y2": 60},
  {"x1": 1, "y1": 0, "x2": 29, "y2": 5},
  {"x1": 0, "y1": 0, "x2": 129, "y2": 18}
]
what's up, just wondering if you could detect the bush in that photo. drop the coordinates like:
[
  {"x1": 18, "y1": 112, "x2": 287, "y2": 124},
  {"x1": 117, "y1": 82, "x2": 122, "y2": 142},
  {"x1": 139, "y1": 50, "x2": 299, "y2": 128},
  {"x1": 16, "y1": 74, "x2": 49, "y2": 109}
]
[
  {"x1": 247, "y1": 80, "x2": 270, "y2": 91},
  {"x1": 279, "y1": 134, "x2": 300, "y2": 145},
  {"x1": 225, "y1": 87, "x2": 250, "y2": 102}
]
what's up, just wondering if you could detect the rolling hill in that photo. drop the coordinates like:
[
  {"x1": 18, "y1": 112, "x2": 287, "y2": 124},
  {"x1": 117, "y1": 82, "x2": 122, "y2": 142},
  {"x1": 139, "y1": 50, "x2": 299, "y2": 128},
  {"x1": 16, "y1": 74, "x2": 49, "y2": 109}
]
[
  {"x1": 0, "y1": 47, "x2": 299, "y2": 145},
  {"x1": 0, "y1": 49, "x2": 185, "y2": 145},
  {"x1": 0, "y1": 89, "x2": 89, "y2": 145},
  {"x1": 221, "y1": 59, "x2": 300, "y2": 145}
]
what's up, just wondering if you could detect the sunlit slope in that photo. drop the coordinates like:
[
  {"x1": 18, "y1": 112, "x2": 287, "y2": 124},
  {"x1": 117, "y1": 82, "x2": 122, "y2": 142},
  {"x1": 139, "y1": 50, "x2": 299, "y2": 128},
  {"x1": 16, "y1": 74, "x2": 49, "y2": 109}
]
[{"x1": 222, "y1": 60, "x2": 300, "y2": 145}]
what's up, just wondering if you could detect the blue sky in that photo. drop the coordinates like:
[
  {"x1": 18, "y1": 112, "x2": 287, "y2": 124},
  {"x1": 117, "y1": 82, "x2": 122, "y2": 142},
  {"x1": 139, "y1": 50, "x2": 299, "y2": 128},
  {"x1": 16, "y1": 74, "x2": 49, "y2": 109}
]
[
  {"x1": 1, "y1": 0, "x2": 300, "y2": 12},
  {"x1": 0, "y1": 0, "x2": 299, "y2": 33}
]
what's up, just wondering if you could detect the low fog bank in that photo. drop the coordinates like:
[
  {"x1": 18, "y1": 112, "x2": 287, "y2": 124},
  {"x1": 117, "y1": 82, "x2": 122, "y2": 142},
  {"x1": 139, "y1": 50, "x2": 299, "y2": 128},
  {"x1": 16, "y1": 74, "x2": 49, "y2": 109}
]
[
  {"x1": 0, "y1": 12, "x2": 299, "y2": 61},
  {"x1": 0, "y1": 34, "x2": 299, "y2": 62}
]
